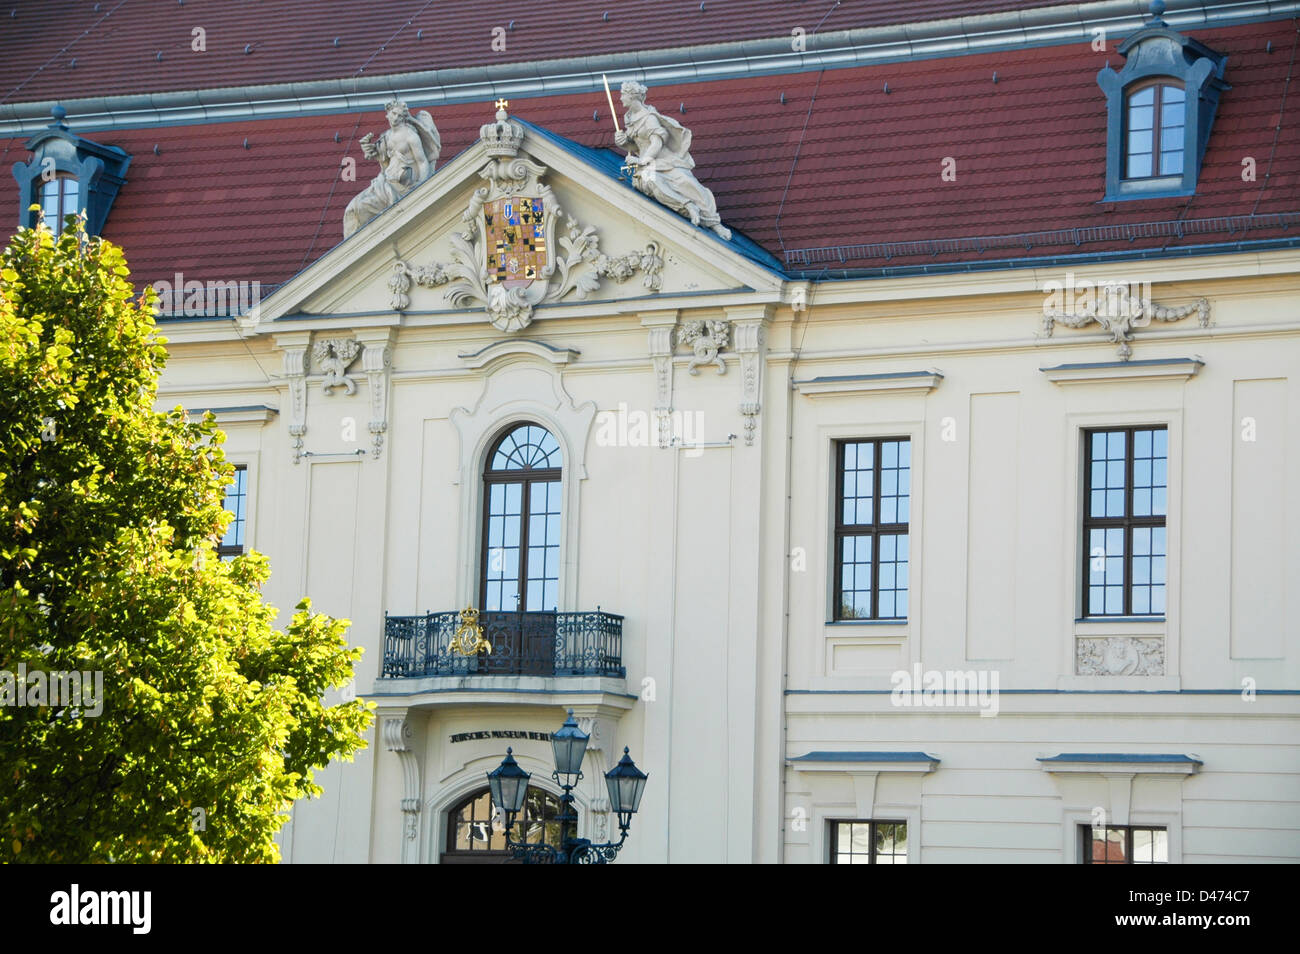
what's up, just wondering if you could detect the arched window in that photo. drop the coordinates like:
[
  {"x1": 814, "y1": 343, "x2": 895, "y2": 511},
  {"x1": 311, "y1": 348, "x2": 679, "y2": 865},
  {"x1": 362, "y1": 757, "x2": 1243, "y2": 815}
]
[
  {"x1": 481, "y1": 423, "x2": 562, "y2": 612},
  {"x1": 1124, "y1": 81, "x2": 1185, "y2": 179},
  {"x1": 38, "y1": 175, "x2": 79, "y2": 235},
  {"x1": 442, "y1": 787, "x2": 564, "y2": 863}
]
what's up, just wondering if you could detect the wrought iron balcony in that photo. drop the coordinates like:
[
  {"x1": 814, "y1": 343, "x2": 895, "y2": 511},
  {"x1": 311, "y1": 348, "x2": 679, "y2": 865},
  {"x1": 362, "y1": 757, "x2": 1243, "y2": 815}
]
[{"x1": 381, "y1": 609, "x2": 625, "y2": 679}]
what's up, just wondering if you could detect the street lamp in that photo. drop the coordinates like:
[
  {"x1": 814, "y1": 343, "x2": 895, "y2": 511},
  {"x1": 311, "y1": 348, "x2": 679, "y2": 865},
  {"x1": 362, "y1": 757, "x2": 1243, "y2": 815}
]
[{"x1": 487, "y1": 709, "x2": 649, "y2": 864}]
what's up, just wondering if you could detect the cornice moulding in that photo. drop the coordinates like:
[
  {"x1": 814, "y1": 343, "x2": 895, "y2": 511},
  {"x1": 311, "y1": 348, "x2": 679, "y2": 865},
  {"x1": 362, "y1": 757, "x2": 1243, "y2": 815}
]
[
  {"x1": 183, "y1": 404, "x2": 278, "y2": 425},
  {"x1": 792, "y1": 246, "x2": 1300, "y2": 307},
  {"x1": 1038, "y1": 754, "x2": 1202, "y2": 775},
  {"x1": 789, "y1": 751, "x2": 940, "y2": 774},
  {"x1": 793, "y1": 369, "x2": 943, "y2": 397},
  {"x1": 1041, "y1": 357, "x2": 1204, "y2": 385},
  {"x1": 458, "y1": 339, "x2": 580, "y2": 369}
]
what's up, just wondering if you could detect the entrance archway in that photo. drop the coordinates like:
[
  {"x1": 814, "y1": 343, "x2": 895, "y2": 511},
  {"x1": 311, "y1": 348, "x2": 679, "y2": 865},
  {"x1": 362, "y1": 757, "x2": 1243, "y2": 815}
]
[{"x1": 440, "y1": 786, "x2": 565, "y2": 864}]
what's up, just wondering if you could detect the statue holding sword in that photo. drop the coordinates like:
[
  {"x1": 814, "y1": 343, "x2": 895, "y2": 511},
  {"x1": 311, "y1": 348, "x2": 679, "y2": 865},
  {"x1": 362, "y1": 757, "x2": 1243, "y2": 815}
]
[{"x1": 603, "y1": 76, "x2": 731, "y2": 241}]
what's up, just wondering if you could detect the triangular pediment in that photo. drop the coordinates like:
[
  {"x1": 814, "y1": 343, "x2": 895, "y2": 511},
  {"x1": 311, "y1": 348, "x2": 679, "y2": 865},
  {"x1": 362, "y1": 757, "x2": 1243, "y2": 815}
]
[{"x1": 244, "y1": 114, "x2": 784, "y2": 336}]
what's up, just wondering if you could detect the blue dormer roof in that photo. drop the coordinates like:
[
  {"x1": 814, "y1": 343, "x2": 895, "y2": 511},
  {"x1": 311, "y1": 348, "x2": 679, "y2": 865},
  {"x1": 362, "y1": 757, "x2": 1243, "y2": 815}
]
[
  {"x1": 11, "y1": 105, "x2": 131, "y2": 236},
  {"x1": 1096, "y1": 5, "x2": 1229, "y2": 202}
]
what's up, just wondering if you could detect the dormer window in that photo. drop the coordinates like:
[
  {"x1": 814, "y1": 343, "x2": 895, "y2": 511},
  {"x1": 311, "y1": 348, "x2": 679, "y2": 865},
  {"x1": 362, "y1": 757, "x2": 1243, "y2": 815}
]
[
  {"x1": 38, "y1": 174, "x2": 80, "y2": 235},
  {"x1": 1097, "y1": 3, "x2": 1227, "y2": 201},
  {"x1": 1125, "y1": 81, "x2": 1185, "y2": 180},
  {"x1": 12, "y1": 106, "x2": 129, "y2": 237}
]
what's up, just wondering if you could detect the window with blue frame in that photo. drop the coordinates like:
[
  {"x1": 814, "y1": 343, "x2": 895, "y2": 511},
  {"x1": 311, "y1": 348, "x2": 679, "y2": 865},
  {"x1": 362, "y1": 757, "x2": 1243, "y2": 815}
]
[
  {"x1": 11, "y1": 106, "x2": 130, "y2": 237},
  {"x1": 1096, "y1": 9, "x2": 1228, "y2": 201}
]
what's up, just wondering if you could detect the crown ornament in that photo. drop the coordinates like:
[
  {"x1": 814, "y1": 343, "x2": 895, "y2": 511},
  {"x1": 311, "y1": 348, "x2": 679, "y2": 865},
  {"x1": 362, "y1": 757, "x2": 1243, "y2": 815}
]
[{"x1": 481, "y1": 99, "x2": 524, "y2": 157}]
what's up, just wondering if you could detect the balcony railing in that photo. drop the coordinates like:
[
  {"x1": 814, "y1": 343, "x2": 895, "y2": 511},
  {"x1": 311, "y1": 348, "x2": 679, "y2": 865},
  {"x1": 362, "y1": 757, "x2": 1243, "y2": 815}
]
[{"x1": 381, "y1": 609, "x2": 625, "y2": 679}]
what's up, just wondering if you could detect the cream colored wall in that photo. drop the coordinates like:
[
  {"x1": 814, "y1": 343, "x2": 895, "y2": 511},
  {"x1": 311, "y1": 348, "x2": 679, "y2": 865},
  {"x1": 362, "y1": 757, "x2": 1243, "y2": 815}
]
[
  {"x1": 154, "y1": 248, "x2": 1300, "y2": 864},
  {"x1": 776, "y1": 261, "x2": 1300, "y2": 863}
]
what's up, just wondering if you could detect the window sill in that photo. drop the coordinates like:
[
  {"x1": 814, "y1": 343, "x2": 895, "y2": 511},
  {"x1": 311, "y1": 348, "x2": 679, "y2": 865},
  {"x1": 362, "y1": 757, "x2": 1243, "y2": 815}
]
[
  {"x1": 1073, "y1": 617, "x2": 1166, "y2": 640},
  {"x1": 1100, "y1": 179, "x2": 1195, "y2": 203},
  {"x1": 1075, "y1": 617, "x2": 1165, "y2": 625},
  {"x1": 826, "y1": 619, "x2": 909, "y2": 627}
]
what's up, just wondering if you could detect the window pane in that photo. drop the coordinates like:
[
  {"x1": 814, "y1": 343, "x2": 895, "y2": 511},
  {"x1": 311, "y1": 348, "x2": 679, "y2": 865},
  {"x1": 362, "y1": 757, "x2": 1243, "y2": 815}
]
[
  {"x1": 1126, "y1": 153, "x2": 1153, "y2": 178},
  {"x1": 1151, "y1": 829, "x2": 1168, "y2": 863},
  {"x1": 1161, "y1": 94, "x2": 1185, "y2": 126},
  {"x1": 1105, "y1": 828, "x2": 1126, "y2": 863},
  {"x1": 62, "y1": 178, "x2": 79, "y2": 217},
  {"x1": 878, "y1": 533, "x2": 907, "y2": 620},
  {"x1": 850, "y1": 823, "x2": 871, "y2": 853},
  {"x1": 839, "y1": 534, "x2": 872, "y2": 619},
  {"x1": 1133, "y1": 828, "x2": 1155, "y2": 863}
]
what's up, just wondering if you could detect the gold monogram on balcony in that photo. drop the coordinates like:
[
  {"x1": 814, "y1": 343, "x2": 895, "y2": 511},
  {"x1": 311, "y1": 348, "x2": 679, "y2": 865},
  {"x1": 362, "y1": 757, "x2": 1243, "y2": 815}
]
[{"x1": 448, "y1": 605, "x2": 492, "y2": 657}]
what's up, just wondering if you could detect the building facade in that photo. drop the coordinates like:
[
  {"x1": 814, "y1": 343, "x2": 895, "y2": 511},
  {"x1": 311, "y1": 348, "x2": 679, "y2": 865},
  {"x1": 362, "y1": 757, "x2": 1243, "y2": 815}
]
[{"x1": 4, "y1": 0, "x2": 1298, "y2": 862}]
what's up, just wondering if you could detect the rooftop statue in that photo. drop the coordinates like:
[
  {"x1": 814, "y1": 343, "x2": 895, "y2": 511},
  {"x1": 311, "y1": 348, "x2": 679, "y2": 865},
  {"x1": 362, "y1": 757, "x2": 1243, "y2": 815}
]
[
  {"x1": 343, "y1": 100, "x2": 441, "y2": 237},
  {"x1": 613, "y1": 80, "x2": 731, "y2": 240}
]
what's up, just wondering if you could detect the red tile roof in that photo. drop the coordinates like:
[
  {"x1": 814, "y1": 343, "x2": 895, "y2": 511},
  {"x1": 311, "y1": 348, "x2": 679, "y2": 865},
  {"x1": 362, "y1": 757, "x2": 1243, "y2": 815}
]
[
  {"x1": 1, "y1": 0, "x2": 1058, "y2": 103},
  {"x1": 1, "y1": 19, "x2": 1295, "y2": 287}
]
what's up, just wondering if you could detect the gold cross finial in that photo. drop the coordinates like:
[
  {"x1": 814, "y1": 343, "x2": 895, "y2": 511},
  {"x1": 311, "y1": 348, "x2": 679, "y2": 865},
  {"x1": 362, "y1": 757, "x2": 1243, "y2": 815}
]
[{"x1": 495, "y1": 98, "x2": 509, "y2": 110}]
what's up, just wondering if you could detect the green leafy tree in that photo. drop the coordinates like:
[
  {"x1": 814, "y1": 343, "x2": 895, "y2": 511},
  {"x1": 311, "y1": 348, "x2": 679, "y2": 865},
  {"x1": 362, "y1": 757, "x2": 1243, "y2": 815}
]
[{"x1": 0, "y1": 216, "x2": 373, "y2": 862}]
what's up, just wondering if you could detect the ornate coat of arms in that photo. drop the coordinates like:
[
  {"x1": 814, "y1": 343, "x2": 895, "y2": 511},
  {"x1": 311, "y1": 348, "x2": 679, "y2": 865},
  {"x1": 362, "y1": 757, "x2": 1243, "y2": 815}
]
[
  {"x1": 390, "y1": 102, "x2": 663, "y2": 333},
  {"x1": 485, "y1": 196, "x2": 549, "y2": 287}
]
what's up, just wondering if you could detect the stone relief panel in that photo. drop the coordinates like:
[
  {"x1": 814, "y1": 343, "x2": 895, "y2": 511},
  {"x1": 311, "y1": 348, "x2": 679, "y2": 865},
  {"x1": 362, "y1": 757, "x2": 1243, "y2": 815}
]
[
  {"x1": 1041, "y1": 281, "x2": 1210, "y2": 360},
  {"x1": 1076, "y1": 636, "x2": 1165, "y2": 675}
]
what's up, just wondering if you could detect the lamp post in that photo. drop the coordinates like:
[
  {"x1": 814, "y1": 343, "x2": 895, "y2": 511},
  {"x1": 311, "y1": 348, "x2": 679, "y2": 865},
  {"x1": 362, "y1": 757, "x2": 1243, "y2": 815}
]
[{"x1": 486, "y1": 709, "x2": 648, "y2": 864}]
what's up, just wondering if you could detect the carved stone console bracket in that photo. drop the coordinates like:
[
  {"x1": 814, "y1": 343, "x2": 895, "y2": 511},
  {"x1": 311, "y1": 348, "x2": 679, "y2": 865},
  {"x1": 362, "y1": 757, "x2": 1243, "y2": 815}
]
[
  {"x1": 273, "y1": 332, "x2": 312, "y2": 465},
  {"x1": 642, "y1": 310, "x2": 680, "y2": 448},
  {"x1": 356, "y1": 328, "x2": 396, "y2": 460},
  {"x1": 313, "y1": 337, "x2": 362, "y2": 396},
  {"x1": 680, "y1": 319, "x2": 729, "y2": 376},
  {"x1": 727, "y1": 305, "x2": 773, "y2": 446},
  {"x1": 382, "y1": 716, "x2": 422, "y2": 862},
  {"x1": 570, "y1": 705, "x2": 623, "y2": 845}
]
